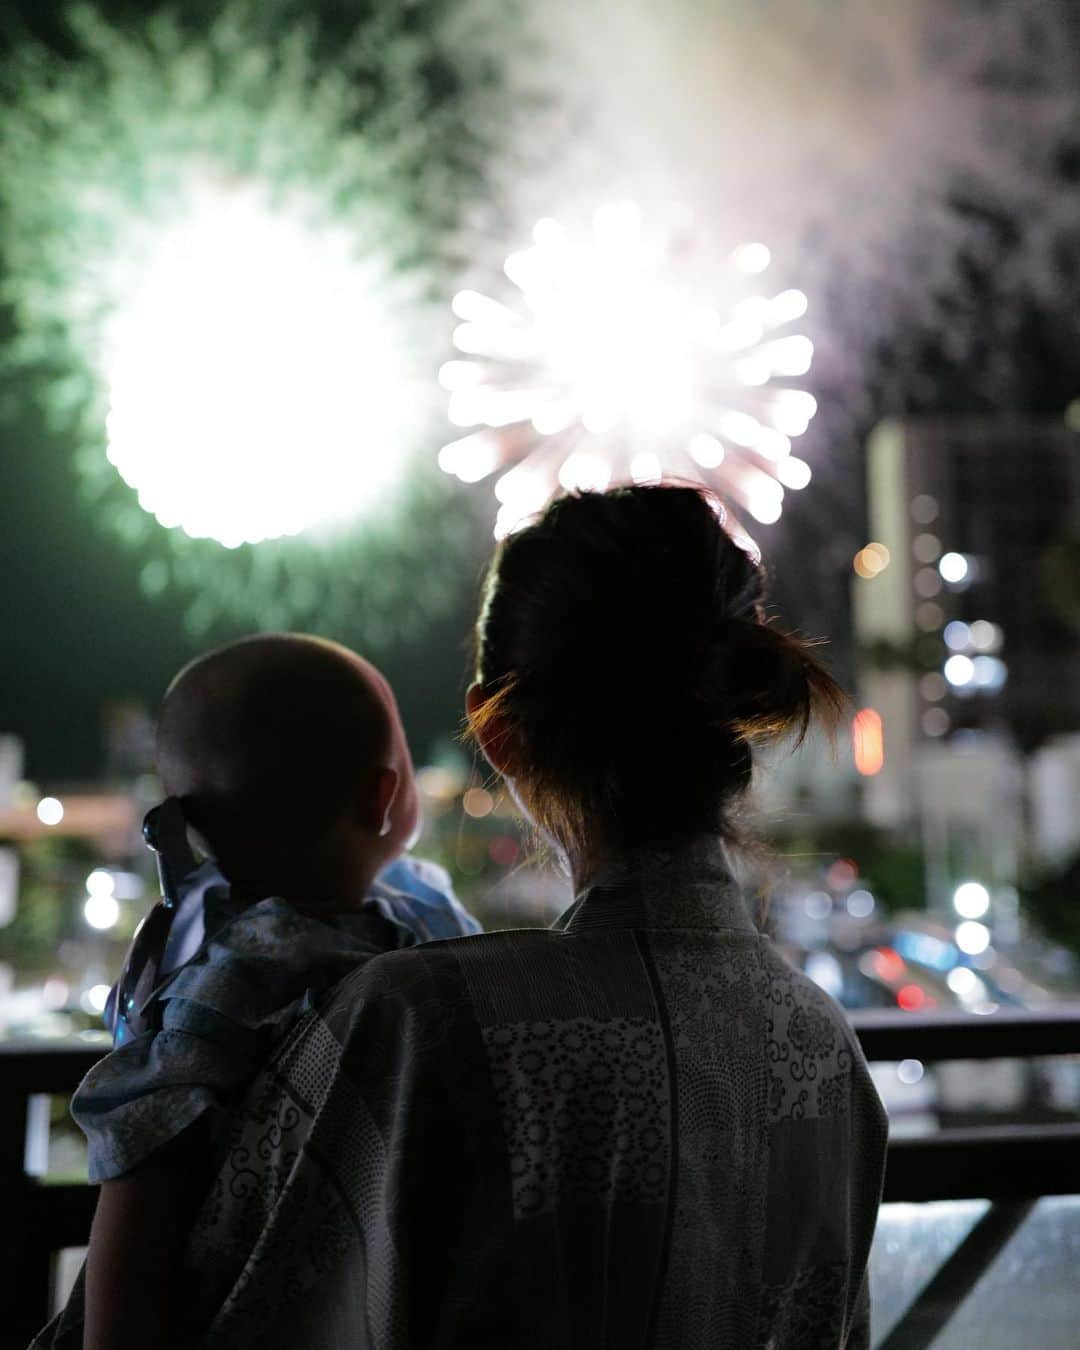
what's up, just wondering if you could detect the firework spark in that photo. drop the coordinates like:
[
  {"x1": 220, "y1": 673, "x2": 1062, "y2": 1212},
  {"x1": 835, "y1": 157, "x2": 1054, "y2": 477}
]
[{"x1": 439, "y1": 203, "x2": 817, "y2": 538}]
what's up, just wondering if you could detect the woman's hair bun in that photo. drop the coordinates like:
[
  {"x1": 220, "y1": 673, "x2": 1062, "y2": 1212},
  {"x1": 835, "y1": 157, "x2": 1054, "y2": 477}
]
[
  {"x1": 471, "y1": 484, "x2": 848, "y2": 851},
  {"x1": 699, "y1": 614, "x2": 847, "y2": 748}
]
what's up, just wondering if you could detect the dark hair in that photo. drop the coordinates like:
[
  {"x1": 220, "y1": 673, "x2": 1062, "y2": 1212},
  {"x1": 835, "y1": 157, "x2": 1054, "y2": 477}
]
[{"x1": 469, "y1": 485, "x2": 846, "y2": 856}]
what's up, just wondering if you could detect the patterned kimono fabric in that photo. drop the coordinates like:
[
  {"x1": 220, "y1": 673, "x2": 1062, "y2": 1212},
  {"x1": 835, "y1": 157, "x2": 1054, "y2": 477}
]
[{"x1": 179, "y1": 835, "x2": 886, "y2": 1350}]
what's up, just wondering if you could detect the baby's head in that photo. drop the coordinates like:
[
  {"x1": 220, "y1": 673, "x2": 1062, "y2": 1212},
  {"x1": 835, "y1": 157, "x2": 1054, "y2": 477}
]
[{"x1": 156, "y1": 634, "x2": 419, "y2": 905}]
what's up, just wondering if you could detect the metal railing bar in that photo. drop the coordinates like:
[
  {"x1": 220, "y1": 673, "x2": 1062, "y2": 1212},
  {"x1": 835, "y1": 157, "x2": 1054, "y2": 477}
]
[
  {"x1": 849, "y1": 1005, "x2": 1080, "y2": 1063},
  {"x1": 0, "y1": 1043, "x2": 104, "y2": 1095},
  {"x1": 3, "y1": 1004, "x2": 1080, "y2": 1096},
  {"x1": 883, "y1": 1123, "x2": 1080, "y2": 1202}
]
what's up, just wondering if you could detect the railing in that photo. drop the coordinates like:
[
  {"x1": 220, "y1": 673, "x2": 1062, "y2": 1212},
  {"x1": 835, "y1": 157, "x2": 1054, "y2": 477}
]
[
  {"x1": 851, "y1": 1006, "x2": 1080, "y2": 1350},
  {"x1": 3, "y1": 1009, "x2": 1080, "y2": 1348},
  {"x1": 1, "y1": 1043, "x2": 103, "y2": 1348}
]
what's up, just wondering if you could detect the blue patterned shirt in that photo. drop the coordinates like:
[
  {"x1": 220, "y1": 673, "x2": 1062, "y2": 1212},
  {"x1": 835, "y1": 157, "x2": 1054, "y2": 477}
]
[{"x1": 72, "y1": 855, "x2": 480, "y2": 1182}]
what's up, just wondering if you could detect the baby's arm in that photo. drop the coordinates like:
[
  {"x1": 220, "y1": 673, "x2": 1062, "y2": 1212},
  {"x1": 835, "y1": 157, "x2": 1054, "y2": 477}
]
[{"x1": 84, "y1": 1125, "x2": 208, "y2": 1350}]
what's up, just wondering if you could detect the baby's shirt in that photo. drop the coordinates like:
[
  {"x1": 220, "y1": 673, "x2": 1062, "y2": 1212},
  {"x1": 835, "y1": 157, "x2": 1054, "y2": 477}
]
[
  {"x1": 72, "y1": 857, "x2": 479, "y2": 1183},
  {"x1": 371, "y1": 855, "x2": 482, "y2": 941}
]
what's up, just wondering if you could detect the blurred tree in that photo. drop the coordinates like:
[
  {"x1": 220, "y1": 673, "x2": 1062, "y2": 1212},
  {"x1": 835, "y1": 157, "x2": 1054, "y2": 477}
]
[
  {"x1": 768, "y1": 818, "x2": 927, "y2": 915},
  {"x1": 0, "y1": 836, "x2": 89, "y2": 976},
  {"x1": 1020, "y1": 850, "x2": 1080, "y2": 960},
  {"x1": 1042, "y1": 532, "x2": 1080, "y2": 629}
]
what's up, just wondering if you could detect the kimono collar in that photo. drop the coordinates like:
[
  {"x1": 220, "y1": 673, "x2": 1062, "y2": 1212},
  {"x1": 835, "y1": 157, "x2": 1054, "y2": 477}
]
[{"x1": 555, "y1": 833, "x2": 759, "y2": 934}]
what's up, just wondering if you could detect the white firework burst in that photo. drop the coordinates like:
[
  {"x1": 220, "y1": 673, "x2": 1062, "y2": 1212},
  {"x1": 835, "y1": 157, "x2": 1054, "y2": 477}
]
[{"x1": 438, "y1": 203, "x2": 818, "y2": 541}]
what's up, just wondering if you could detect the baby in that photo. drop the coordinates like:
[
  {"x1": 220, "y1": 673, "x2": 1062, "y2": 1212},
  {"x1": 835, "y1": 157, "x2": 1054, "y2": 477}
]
[{"x1": 48, "y1": 634, "x2": 479, "y2": 1350}]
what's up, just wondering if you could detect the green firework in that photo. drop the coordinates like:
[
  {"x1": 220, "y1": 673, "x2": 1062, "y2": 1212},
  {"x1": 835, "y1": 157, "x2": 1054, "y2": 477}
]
[{"x1": 0, "y1": 2, "x2": 511, "y2": 639}]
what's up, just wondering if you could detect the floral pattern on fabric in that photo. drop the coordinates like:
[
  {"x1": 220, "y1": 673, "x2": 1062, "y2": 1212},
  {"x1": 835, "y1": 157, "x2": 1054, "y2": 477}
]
[
  {"x1": 762, "y1": 947, "x2": 856, "y2": 1123},
  {"x1": 482, "y1": 1016, "x2": 670, "y2": 1216}
]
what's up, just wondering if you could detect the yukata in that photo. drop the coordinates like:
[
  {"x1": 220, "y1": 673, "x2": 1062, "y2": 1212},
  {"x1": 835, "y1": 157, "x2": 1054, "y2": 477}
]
[
  {"x1": 171, "y1": 834, "x2": 887, "y2": 1349},
  {"x1": 30, "y1": 855, "x2": 478, "y2": 1349}
]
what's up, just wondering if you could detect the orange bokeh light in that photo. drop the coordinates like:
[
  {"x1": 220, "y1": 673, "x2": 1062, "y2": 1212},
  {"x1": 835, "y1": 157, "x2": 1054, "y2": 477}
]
[{"x1": 853, "y1": 707, "x2": 885, "y2": 776}]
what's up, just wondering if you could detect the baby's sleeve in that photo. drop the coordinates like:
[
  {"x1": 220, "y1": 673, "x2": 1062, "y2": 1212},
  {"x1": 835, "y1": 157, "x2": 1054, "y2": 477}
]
[
  {"x1": 372, "y1": 855, "x2": 483, "y2": 941},
  {"x1": 71, "y1": 997, "x2": 268, "y2": 1182}
]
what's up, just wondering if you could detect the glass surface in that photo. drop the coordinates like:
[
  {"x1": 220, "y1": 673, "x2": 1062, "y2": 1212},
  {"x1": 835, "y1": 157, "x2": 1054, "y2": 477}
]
[{"x1": 871, "y1": 1196, "x2": 1080, "y2": 1348}]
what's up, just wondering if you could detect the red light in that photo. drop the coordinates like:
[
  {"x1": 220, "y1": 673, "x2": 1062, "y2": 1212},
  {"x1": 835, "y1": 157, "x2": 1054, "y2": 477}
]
[
  {"x1": 488, "y1": 835, "x2": 520, "y2": 867},
  {"x1": 827, "y1": 858, "x2": 859, "y2": 889},
  {"x1": 897, "y1": 983, "x2": 926, "y2": 1011}
]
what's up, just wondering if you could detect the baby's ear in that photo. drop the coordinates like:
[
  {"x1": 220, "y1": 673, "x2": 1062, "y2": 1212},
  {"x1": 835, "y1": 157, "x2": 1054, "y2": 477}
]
[{"x1": 372, "y1": 768, "x2": 400, "y2": 837}]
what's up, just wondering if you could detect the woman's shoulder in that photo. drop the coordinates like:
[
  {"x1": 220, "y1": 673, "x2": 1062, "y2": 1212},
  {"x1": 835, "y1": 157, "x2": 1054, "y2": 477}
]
[
  {"x1": 318, "y1": 924, "x2": 576, "y2": 1025},
  {"x1": 338, "y1": 923, "x2": 561, "y2": 982}
]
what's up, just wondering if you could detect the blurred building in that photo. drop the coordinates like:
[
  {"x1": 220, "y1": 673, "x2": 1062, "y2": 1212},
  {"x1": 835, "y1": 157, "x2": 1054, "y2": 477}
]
[
  {"x1": 1030, "y1": 733, "x2": 1080, "y2": 868},
  {"x1": 0, "y1": 736, "x2": 22, "y2": 811},
  {"x1": 854, "y1": 417, "x2": 1080, "y2": 897},
  {"x1": 752, "y1": 730, "x2": 860, "y2": 823}
]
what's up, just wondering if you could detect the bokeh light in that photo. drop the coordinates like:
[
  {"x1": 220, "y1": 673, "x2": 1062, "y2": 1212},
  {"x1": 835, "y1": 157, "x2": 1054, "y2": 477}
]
[
  {"x1": 36, "y1": 797, "x2": 64, "y2": 826},
  {"x1": 897, "y1": 983, "x2": 928, "y2": 1011},
  {"x1": 943, "y1": 620, "x2": 971, "y2": 651},
  {"x1": 462, "y1": 786, "x2": 495, "y2": 819},
  {"x1": 946, "y1": 966, "x2": 980, "y2": 998},
  {"x1": 921, "y1": 707, "x2": 950, "y2": 737},
  {"x1": 846, "y1": 888, "x2": 876, "y2": 918},
  {"x1": 439, "y1": 204, "x2": 817, "y2": 539},
  {"x1": 852, "y1": 707, "x2": 885, "y2": 776},
  {"x1": 953, "y1": 880, "x2": 991, "y2": 919},
  {"x1": 944, "y1": 654, "x2": 975, "y2": 687},
  {"x1": 82, "y1": 984, "x2": 112, "y2": 1014},
  {"x1": 919, "y1": 672, "x2": 946, "y2": 701},
  {"x1": 85, "y1": 870, "x2": 116, "y2": 899},
  {"x1": 84, "y1": 893, "x2": 121, "y2": 930},
  {"x1": 939, "y1": 551, "x2": 970, "y2": 584},
  {"x1": 896, "y1": 1058, "x2": 925, "y2": 1085},
  {"x1": 968, "y1": 620, "x2": 1002, "y2": 652},
  {"x1": 854, "y1": 542, "x2": 890, "y2": 579},
  {"x1": 971, "y1": 655, "x2": 1008, "y2": 692},
  {"x1": 955, "y1": 920, "x2": 992, "y2": 955}
]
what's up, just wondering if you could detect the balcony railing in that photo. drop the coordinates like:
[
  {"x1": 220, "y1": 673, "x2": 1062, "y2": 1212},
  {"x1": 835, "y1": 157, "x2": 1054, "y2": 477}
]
[{"x1": 3, "y1": 1007, "x2": 1080, "y2": 1348}]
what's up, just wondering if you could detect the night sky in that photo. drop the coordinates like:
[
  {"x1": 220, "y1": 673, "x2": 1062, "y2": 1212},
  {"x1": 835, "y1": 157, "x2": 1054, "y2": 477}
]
[
  {"x1": 0, "y1": 396, "x2": 481, "y2": 784},
  {"x1": 3, "y1": 0, "x2": 1080, "y2": 782}
]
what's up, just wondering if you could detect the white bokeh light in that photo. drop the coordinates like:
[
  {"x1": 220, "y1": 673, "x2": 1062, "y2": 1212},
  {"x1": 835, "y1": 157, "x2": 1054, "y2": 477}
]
[
  {"x1": 36, "y1": 797, "x2": 64, "y2": 826},
  {"x1": 944, "y1": 654, "x2": 975, "y2": 687},
  {"x1": 83, "y1": 984, "x2": 112, "y2": 1014},
  {"x1": 439, "y1": 204, "x2": 818, "y2": 539},
  {"x1": 946, "y1": 966, "x2": 979, "y2": 998},
  {"x1": 86, "y1": 869, "x2": 116, "y2": 899},
  {"x1": 939, "y1": 551, "x2": 970, "y2": 584},
  {"x1": 104, "y1": 180, "x2": 419, "y2": 548},
  {"x1": 84, "y1": 893, "x2": 121, "y2": 930},
  {"x1": 953, "y1": 880, "x2": 991, "y2": 919},
  {"x1": 943, "y1": 620, "x2": 971, "y2": 651},
  {"x1": 955, "y1": 920, "x2": 991, "y2": 955},
  {"x1": 896, "y1": 1058, "x2": 924, "y2": 1085}
]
